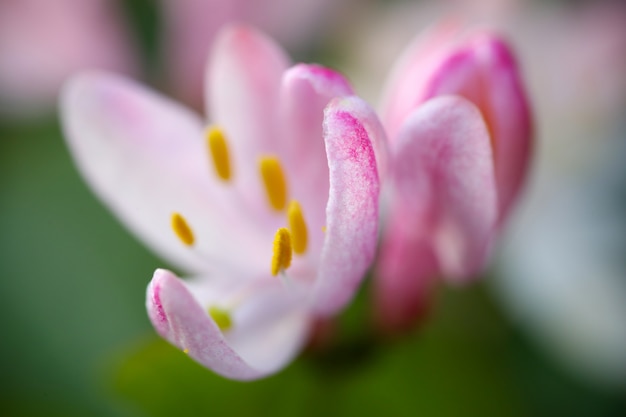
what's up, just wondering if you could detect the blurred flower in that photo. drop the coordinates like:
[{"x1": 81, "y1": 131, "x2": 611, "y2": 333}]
[
  {"x1": 374, "y1": 23, "x2": 532, "y2": 333},
  {"x1": 60, "y1": 25, "x2": 385, "y2": 380},
  {"x1": 0, "y1": 0, "x2": 136, "y2": 119},
  {"x1": 160, "y1": 0, "x2": 352, "y2": 108}
]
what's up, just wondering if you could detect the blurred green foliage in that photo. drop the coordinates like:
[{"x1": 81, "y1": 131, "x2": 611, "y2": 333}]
[{"x1": 0, "y1": 119, "x2": 157, "y2": 416}]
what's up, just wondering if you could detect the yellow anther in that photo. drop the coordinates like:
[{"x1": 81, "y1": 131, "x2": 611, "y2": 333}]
[
  {"x1": 171, "y1": 212, "x2": 195, "y2": 246},
  {"x1": 259, "y1": 156, "x2": 288, "y2": 211},
  {"x1": 183, "y1": 348, "x2": 189, "y2": 354},
  {"x1": 208, "y1": 306, "x2": 233, "y2": 331},
  {"x1": 206, "y1": 126, "x2": 232, "y2": 181},
  {"x1": 321, "y1": 226, "x2": 327, "y2": 233},
  {"x1": 271, "y1": 227, "x2": 293, "y2": 276},
  {"x1": 287, "y1": 200, "x2": 308, "y2": 255}
]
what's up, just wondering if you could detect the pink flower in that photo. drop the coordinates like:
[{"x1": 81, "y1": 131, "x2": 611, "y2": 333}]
[
  {"x1": 0, "y1": 0, "x2": 136, "y2": 118},
  {"x1": 160, "y1": 0, "x2": 348, "y2": 108},
  {"x1": 60, "y1": 25, "x2": 385, "y2": 380},
  {"x1": 375, "y1": 23, "x2": 532, "y2": 332}
]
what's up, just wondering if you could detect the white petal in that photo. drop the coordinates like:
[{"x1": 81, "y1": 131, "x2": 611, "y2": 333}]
[
  {"x1": 147, "y1": 269, "x2": 311, "y2": 380},
  {"x1": 61, "y1": 71, "x2": 268, "y2": 274}
]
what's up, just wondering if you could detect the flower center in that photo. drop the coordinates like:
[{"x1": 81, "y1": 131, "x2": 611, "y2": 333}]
[{"x1": 167, "y1": 127, "x2": 315, "y2": 331}]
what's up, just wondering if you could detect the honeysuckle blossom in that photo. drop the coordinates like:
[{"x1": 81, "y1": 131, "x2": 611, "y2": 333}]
[
  {"x1": 374, "y1": 23, "x2": 532, "y2": 331},
  {"x1": 61, "y1": 25, "x2": 385, "y2": 380},
  {"x1": 0, "y1": 0, "x2": 136, "y2": 118}
]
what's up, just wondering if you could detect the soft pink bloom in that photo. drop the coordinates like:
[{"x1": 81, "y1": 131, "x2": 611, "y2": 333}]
[
  {"x1": 160, "y1": 0, "x2": 349, "y2": 108},
  {"x1": 0, "y1": 0, "x2": 136, "y2": 118},
  {"x1": 375, "y1": 23, "x2": 532, "y2": 332},
  {"x1": 60, "y1": 25, "x2": 385, "y2": 380}
]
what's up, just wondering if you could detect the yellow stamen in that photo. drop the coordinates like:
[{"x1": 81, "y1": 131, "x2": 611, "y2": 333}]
[
  {"x1": 171, "y1": 212, "x2": 195, "y2": 246},
  {"x1": 287, "y1": 200, "x2": 308, "y2": 255},
  {"x1": 208, "y1": 306, "x2": 233, "y2": 331},
  {"x1": 271, "y1": 227, "x2": 293, "y2": 276},
  {"x1": 206, "y1": 126, "x2": 232, "y2": 181},
  {"x1": 321, "y1": 226, "x2": 327, "y2": 233},
  {"x1": 259, "y1": 156, "x2": 288, "y2": 211},
  {"x1": 183, "y1": 349, "x2": 189, "y2": 354}
]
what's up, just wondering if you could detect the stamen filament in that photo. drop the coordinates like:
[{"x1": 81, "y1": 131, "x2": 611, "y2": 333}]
[
  {"x1": 171, "y1": 212, "x2": 195, "y2": 246},
  {"x1": 206, "y1": 126, "x2": 232, "y2": 181},
  {"x1": 259, "y1": 156, "x2": 288, "y2": 211},
  {"x1": 287, "y1": 200, "x2": 308, "y2": 254},
  {"x1": 271, "y1": 227, "x2": 293, "y2": 276}
]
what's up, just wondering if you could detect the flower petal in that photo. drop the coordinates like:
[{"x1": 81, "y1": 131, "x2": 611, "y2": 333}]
[
  {"x1": 312, "y1": 96, "x2": 386, "y2": 316},
  {"x1": 147, "y1": 269, "x2": 311, "y2": 381},
  {"x1": 207, "y1": 24, "x2": 290, "y2": 211},
  {"x1": 424, "y1": 35, "x2": 532, "y2": 219},
  {"x1": 278, "y1": 64, "x2": 354, "y2": 258},
  {"x1": 388, "y1": 95, "x2": 497, "y2": 282},
  {"x1": 374, "y1": 212, "x2": 438, "y2": 334},
  {"x1": 379, "y1": 21, "x2": 464, "y2": 140},
  {"x1": 380, "y1": 25, "x2": 532, "y2": 219},
  {"x1": 61, "y1": 72, "x2": 268, "y2": 274}
]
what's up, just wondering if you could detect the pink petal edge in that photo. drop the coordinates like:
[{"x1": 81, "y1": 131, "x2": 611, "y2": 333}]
[
  {"x1": 278, "y1": 64, "x2": 356, "y2": 257},
  {"x1": 146, "y1": 269, "x2": 309, "y2": 381},
  {"x1": 379, "y1": 20, "x2": 465, "y2": 140},
  {"x1": 313, "y1": 96, "x2": 386, "y2": 316},
  {"x1": 423, "y1": 34, "x2": 533, "y2": 220},
  {"x1": 388, "y1": 95, "x2": 497, "y2": 282}
]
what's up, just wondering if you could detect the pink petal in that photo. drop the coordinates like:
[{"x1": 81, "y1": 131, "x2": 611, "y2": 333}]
[
  {"x1": 387, "y1": 95, "x2": 497, "y2": 282},
  {"x1": 61, "y1": 72, "x2": 268, "y2": 275},
  {"x1": 278, "y1": 64, "x2": 354, "y2": 258},
  {"x1": 424, "y1": 35, "x2": 532, "y2": 219},
  {"x1": 374, "y1": 227, "x2": 438, "y2": 334},
  {"x1": 313, "y1": 96, "x2": 387, "y2": 316},
  {"x1": 380, "y1": 24, "x2": 532, "y2": 220},
  {"x1": 147, "y1": 269, "x2": 311, "y2": 381},
  {"x1": 206, "y1": 24, "x2": 290, "y2": 211},
  {"x1": 379, "y1": 21, "x2": 464, "y2": 140}
]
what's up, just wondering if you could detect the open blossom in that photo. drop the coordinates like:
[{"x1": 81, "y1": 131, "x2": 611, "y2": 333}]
[
  {"x1": 61, "y1": 25, "x2": 385, "y2": 380},
  {"x1": 375, "y1": 22, "x2": 532, "y2": 332}
]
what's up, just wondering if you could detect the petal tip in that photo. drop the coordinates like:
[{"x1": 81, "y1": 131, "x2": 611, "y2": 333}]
[
  {"x1": 146, "y1": 269, "x2": 174, "y2": 336},
  {"x1": 285, "y1": 64, "x2": 353, "y2": 96},
  {"x1": 314, "y1": 97, "x2": 384, "y2": 316}
]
